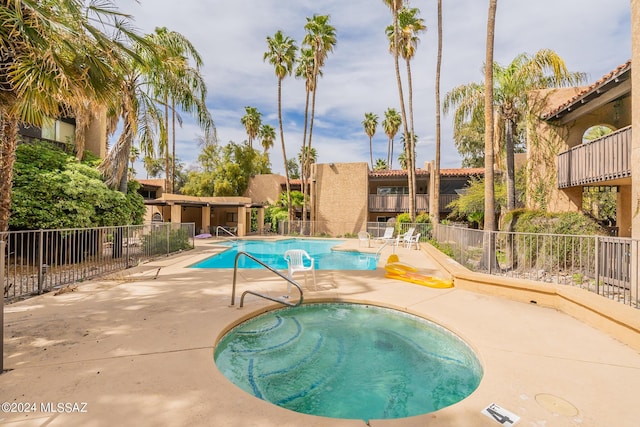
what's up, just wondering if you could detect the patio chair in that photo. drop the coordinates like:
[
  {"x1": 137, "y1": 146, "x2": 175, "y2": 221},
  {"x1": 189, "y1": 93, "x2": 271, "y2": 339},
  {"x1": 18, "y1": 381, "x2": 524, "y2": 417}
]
[
  {"x1": 395, "y1": 227, "x2": 415, "y2": 247},
  {"x1": 405, "y1": 233, "x2": 421, "y2": 250},
  {"x1": 284, "y1": 249, "x2": 317, "y2": 291},
  {"x1": 358, "y1": 231, "x2": 371, "y2": 247},
  {"x1": 373, "y1": 227, "x2": 394, "y2": 244}
]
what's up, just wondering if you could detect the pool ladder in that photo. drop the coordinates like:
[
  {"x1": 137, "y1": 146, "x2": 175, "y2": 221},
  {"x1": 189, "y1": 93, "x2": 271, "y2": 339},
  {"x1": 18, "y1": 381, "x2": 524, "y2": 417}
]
[
  {"x1": 215, "y1": 226, "x2": 238, "y2": 244},
  {"x1": 230, "y1": 251, "x2": 304, "y2": 308}
]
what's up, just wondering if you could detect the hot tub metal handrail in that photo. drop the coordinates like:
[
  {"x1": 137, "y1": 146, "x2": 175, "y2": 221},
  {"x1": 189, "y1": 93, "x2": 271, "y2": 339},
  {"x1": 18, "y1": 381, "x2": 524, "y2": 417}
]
[
  {"x1": 231, "y1": 251, "x2": 304, "y2": 308},
  {"x1": 215, "y1": 226, "x2": 238, "y2": 243}
]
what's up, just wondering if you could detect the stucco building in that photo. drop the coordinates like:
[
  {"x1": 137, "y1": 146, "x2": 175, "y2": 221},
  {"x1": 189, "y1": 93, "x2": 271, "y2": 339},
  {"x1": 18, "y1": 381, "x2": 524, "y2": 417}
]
[{"x1": 528, "y1": 61, "x2": 632, "y2": 236}]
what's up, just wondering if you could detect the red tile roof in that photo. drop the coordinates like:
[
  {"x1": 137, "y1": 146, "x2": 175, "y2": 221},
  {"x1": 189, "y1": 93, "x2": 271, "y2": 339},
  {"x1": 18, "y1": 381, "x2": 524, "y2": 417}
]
[
  {"x1": 542, "y1": 60, "x2": 631, "y2": 120},
  {"x1": 369, "y1": 167, "x2": 484, "y2": 178}
]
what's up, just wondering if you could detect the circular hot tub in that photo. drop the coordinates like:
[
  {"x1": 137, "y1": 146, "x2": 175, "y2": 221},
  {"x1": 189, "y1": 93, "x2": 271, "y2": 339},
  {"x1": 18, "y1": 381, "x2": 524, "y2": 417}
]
[{"x1": 214, "y1": 303, "x2": 482, "y2": 421}]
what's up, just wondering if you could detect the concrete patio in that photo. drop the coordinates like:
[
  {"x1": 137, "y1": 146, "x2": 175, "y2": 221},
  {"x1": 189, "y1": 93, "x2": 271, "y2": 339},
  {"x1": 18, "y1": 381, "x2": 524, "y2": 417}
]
[{"x1": 1, "y1": 238, "x2": 639, "y2": 426}]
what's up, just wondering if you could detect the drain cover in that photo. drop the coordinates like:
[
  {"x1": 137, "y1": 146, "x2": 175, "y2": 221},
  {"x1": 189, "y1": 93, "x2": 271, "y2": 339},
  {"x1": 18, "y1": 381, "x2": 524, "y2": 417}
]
[{"x1": 535, "y1": 393, "x2": 578, "y2": 416}]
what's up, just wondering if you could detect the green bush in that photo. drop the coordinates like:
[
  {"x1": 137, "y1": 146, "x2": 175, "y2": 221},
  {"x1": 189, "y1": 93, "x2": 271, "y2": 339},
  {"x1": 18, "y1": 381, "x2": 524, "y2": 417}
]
[
  {"x1": 10, "y1": 140, "x2": 145, "y2": 230},
  {"x1": 143, "y1": 228, "x2": 192, "y2": 255},
  {"x1": 511, "y1": 210, "x2": 604, "y2": 271}
]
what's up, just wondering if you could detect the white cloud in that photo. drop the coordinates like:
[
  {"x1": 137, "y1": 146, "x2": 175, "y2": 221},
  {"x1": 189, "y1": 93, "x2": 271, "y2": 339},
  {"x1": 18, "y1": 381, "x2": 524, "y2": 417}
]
[{"x1": 123, "y1": 0, "x2": 631, "y2": 178}]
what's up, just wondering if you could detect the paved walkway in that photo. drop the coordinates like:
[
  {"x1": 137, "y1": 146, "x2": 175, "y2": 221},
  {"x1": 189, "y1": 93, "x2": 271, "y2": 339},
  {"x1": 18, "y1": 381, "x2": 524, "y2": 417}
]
[{"x1": 2, "y1": 238, "x2": 640, "y2": 426}]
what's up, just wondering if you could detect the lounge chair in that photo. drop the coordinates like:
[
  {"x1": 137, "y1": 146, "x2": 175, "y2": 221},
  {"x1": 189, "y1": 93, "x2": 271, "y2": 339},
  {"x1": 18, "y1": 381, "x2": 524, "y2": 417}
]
[
  {"x1": 358, "y1": 231, "x2": 371, "y2": 247},
  {"x1": 405, "y1": 233, "x2": 421, "y2": 250},
  {"x1": 284, "y1": 249, "x2": 317, "y2": 290},
  {"x1": 373, "y1": 227, "x2": 394, "y2": 244}
]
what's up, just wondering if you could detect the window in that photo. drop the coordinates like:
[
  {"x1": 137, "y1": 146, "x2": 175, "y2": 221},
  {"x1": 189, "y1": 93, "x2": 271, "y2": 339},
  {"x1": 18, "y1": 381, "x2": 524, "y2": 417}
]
[
  {"x1": 226, "y1": 212, "x2": 238, "y2": 223},
  {"x1": 377, "y1": 186, "x2": 408, "y2": 195}
]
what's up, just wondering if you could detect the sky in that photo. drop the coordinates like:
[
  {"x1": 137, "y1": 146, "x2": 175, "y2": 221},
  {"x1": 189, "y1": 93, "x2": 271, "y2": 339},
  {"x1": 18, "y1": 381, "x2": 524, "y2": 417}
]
[{"x1": 119, "y1": 0, "x2": 632, "y2": 178}]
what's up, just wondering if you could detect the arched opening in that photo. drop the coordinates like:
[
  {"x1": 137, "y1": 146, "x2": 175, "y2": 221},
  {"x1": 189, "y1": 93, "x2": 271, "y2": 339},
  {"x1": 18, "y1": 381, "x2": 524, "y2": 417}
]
[{"x1": 582, "y1": 124, "x2": 615, "y2": 143}]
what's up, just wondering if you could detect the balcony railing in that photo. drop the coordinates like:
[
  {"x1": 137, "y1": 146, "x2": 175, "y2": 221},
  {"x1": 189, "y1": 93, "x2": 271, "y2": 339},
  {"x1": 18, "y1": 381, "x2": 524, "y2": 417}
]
[
  {"x1": 368, "y1": 194, "x2": 458, "y2": 212},
  {"x1": 557, "y1": 125, "x2": 631, "y2": 188}
]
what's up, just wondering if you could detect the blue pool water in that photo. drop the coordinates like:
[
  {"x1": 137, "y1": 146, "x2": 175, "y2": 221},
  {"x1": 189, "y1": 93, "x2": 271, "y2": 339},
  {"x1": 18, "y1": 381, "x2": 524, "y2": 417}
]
[
  {"x1": 214, "y1": 303, "x2": 483, "y2": 420},
  {"x1": 190, "y1": 238, "x2": 378, "y2": 270}
]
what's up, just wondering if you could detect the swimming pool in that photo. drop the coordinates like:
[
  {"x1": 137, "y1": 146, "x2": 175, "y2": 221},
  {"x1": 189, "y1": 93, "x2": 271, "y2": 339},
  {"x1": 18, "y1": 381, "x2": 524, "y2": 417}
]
[
  {"x1": 190, "y1": 238, "x2": 378, "y2": 270},
  {"x1": 214, "y1": 303, "x2": 483, "y2": 421}
]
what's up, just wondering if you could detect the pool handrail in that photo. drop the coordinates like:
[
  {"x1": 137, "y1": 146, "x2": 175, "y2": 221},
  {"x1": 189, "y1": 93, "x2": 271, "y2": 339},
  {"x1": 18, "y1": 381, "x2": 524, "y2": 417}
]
[
  {"x1": 216, "y1": 226, "x2": 238, "y2": 243},
  {"x1": 231, "y1": 251, "x2": 304, "y2": 308}
]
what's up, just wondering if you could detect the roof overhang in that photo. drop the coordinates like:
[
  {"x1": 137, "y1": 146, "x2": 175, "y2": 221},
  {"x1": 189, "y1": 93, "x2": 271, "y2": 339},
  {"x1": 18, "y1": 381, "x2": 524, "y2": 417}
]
[{"x1": 543, "y1": 63, "x2": 631, "y2": 123}]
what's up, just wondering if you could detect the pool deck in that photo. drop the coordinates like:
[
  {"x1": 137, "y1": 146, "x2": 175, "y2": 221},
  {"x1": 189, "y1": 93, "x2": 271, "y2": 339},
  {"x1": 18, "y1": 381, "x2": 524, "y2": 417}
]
[{"x1": 2, "y1": 237, "x2": 640, "y2": 427}]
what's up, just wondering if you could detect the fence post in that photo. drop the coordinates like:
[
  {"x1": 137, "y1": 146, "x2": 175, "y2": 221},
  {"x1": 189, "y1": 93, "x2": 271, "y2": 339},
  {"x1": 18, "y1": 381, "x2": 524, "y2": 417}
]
[
  {"x1": 1, "y1": 239, "x2": 5, "y2": 373},
  {"x1": 166, "y1": 223, "x2": 170, "y2": 256},
  {"x1": 37, "y1": 229, "x2": 44, "y2": 294},
  {"x1": 126, "y1": 226, "x2": 130, "y2": 267},
  {"x1": 594, "y1": 236, "x2": 600, "y2": 295}
]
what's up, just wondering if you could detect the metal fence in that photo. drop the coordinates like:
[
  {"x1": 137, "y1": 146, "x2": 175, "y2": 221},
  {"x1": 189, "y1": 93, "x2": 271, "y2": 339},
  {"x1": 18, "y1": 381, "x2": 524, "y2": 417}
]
[
  {"x1": 2, "y1": 223, "x2": 195, "y2": 302},
  {"x1": 433, "y1": 224, "x2": 639, "y2": 308},
  {"x1": 278, "y1": 220, "x2": 433, "y2": 241}
]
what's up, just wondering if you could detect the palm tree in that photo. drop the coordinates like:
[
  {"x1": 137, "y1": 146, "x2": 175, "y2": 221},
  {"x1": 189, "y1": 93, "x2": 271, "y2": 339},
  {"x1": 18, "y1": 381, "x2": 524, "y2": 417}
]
[
  {"x1": 145, "y1": 27, "x2": 213, "y2": 194},
  {"x1": 399, "y1": 132, "x2": 418, "y2": 170},
  {"x1": 240, "y1": 106, "x2": 262, "y2": 148},
  {"x1": 444, "y1": 49, "x2": 585, "y2": 214},
  {"x1": 302, "y1": 14, "x2": 337, "y2": 154},
  {"x1": 383, "y1": 0, "x2": 415, "y2": 221},
  {"x1": 100, "y1": 37, "x2": 169, "y2": 193},
  {"x1": 303, "y1": 15, "x2": 336, "y2": 228},
  {"x1": 259, "y1": 124, "x2": 276, "y2": 154},
  {"x1": 382, "y1": 108, "x2": 402, "y2": 169},
  {"x1": 432, "y1": 0, "x2": 443, "y2": 224},
  {"x1": 483, "y1": 0, "x2": 498, "y2": 270},
  {"x1": 362, "y1": 113, "x2": 379, "y2": 169},
  {"x1": 387, "y1": 7, "x2": 426, "y2": 175},
  {"x1": 264, "y1": 30, "x2": 298, "y2": 220},
  {"x1": 0, "y1": 0, "x2": 140, "y2": 232},
  {"x1": 297, "y1": 146, "x2": 318, "y2": 185},
  {"x1": 374, "y1": 158, "x2": 389, "y2": 171}
]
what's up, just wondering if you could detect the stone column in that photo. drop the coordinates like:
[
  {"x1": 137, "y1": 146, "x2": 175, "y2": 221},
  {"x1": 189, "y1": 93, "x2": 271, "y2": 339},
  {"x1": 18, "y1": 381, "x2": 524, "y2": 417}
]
[
  {"x1": 201, "y1": 206, "x2": 211, "y2": 234},
  {"x1": 257, "y1": 207, "x2": 265, "y2": 234},
  {"x1": 237, "y1": 205, "x2": 247, "y2": 237},
  {"x1": 170, "y1": 204, "x2": 182, "y2": 224}
]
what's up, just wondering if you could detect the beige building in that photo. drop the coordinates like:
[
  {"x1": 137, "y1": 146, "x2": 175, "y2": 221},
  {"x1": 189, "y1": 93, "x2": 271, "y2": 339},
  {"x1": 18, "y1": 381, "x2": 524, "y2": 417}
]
[
  {"x1": 140, "y1": 162, "x2": 482, "y2": 238},
  {"x1": 529, "y1": 61, "x2": 632, "y2": 236}
]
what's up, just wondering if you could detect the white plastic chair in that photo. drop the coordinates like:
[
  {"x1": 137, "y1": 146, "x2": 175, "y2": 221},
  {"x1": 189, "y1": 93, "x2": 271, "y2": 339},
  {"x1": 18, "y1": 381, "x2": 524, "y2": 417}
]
[
  {"x1": 395, "y1": 227, "x2": 415, "y2": 247},
  {"x1": 373, "y1": 227, "x2": 394, "y2": 244},
  {"x1": 405, "y1": 232, "x2": 421, "y2": 250},
  {"x1": 284, "y1": 249, "x2": 317, "y2": 290}
]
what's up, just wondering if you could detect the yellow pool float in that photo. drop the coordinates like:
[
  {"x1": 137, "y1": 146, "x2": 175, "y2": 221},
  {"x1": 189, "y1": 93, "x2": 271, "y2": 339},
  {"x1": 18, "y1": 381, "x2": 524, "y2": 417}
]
[{"x1": 384, "y1": 255, "x2": 454, "y2": 289}]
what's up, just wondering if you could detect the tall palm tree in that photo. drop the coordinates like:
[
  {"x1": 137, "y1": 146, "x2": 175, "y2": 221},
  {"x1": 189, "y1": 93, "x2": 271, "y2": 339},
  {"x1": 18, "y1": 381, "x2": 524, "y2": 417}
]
[
  {"x1": 302, "y1": 14, "x2": 337, "y2": 154},
  {"x1": 259, "y1": 124, "x2": 276, "y2": 154},
  {"x1": 482, "y1": 0, "x2": 498, "y2": 270},
  {"x1": 145, "y1": 27, "x2": 213, "y2": 194},
  {"x1": 0, "y1": 0, "x2": 140, "y2": 232},
  {"x1": 295, "y1": 47, "x2": 317, "y2": 229},
  {"x1": 240, "y1": 106, "x2": 262, "y2": 148},
  {"x1": 383, "y1": 0, "x2": 415, "y2": 221},
  {"x1": 362, "y1": 113, "x2": 379, "y2": 169},
  {"x1": 264, "y1": 30, "x2": 298, "y2": 220},
  {"x1": 444, "y1": 49, "x2": 585, "y2": 213},
  {"x1": 303, "y1": 14, "x2": 336, "y2": 228},
  {"x1": 382, "y1": 108, "x2": 402, "y2": 168},
  {"x1": 387, "y1": 7, "x2": 426, "y2": 177},
  {"x1": 432, "y1": 0, "x2": 443, "y2": 224}
]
